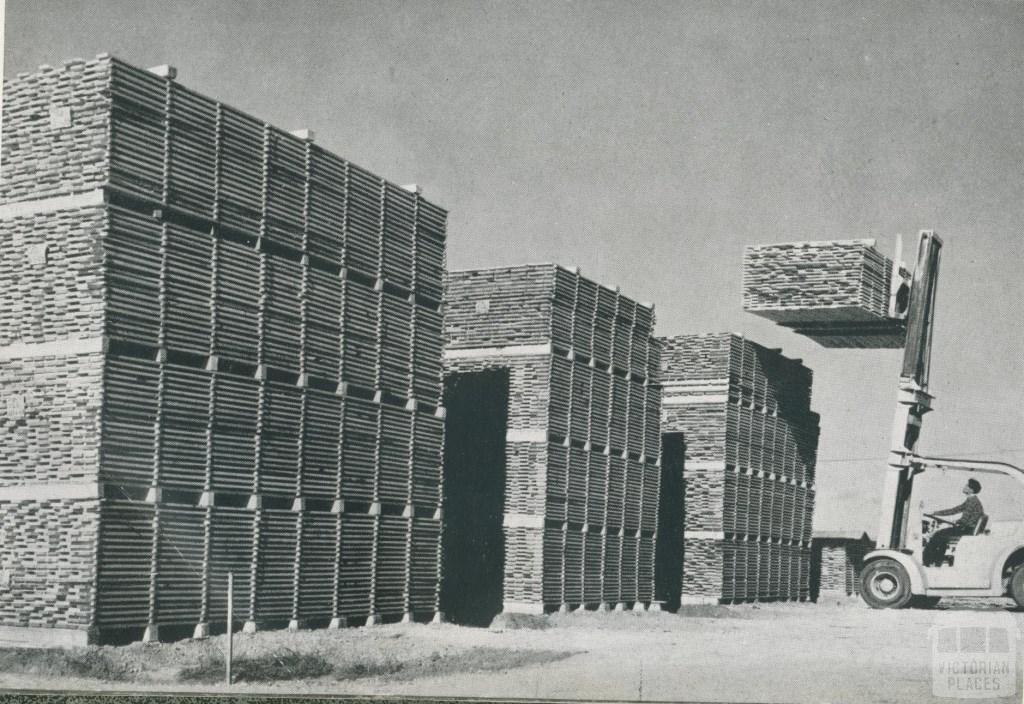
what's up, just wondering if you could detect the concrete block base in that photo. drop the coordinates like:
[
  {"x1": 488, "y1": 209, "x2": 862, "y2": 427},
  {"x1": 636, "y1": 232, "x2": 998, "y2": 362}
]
[
  {"x1": 679, "y1": 595, "x2": 720, "y2": 606},
  {"x1": 0, "y1": 625, "x2": 91, "y2": 648},
  {"x1": 401, "y1": 611, "x2": 414, "y2": 624},
  {"x1": 192, "y1": 622, "x2": 209, "y2": 639},
  {"x1": 502, "y1": 601, "x2": 545, "y2": 615},
  {"x1": 142, "y1": 625, "x2": 159, "y2": 643},
  {"x1": 328, "y1": 617, "x2": 345, "y2": 629},
  {"x1": 242, "y1": 620, "x2": 259, "y2": 634},
  {"x1": 364, "y1": 613, "x2": 382, "y2": 626},
  {"x1": 430, "y1": 611, "x2": 445, "y2": 624}
]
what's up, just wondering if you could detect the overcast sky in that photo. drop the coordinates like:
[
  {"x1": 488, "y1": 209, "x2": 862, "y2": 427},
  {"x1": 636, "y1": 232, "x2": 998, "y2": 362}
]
[{"x1": 5, "y1": 1, "x2": 1023, "y2": 534}]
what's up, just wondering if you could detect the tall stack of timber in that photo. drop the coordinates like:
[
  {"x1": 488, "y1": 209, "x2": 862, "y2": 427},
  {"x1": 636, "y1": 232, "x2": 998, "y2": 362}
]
[
  {"x1": 742, "y1": 240, "x2": 910, "y2": 348},
  {"x1": 660, "y1": 333, "x2": 818, "y2": 603},
  {"x1": 0, "y1": 55, "x2": 447, "y2": 645},
  {"x1": 444, "y1": 265, "x2": 662, "y2": 613}
]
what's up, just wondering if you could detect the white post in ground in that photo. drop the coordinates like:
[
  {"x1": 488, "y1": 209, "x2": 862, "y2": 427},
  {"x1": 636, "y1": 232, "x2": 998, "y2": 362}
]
[{"x1": 226, "y1": 572, "x2": 233, "y2": 686}]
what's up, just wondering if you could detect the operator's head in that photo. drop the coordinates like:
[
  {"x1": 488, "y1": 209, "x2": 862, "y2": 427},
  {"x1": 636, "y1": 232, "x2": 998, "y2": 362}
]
[{"x1": 965, "y1": 478, "x2": 982, "y2": 495}]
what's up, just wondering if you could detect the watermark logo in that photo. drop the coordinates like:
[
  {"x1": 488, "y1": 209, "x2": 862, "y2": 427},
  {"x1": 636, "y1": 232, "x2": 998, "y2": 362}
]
[{"x1": 930, "y1": 611, "x2": 1017, "y2": 698}]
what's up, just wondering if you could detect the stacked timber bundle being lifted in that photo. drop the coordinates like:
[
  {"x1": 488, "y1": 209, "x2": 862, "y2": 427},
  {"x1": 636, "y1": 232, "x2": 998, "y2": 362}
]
[
  {"x1": 0, "y1": 55, "x2": 447, "y2": 645},
  {"x1": 660, "y1": 333, "x2": 818, "y2": 603},
  {"x1": 811, "y1": 531, "x2": 874, "y2": 601},
  {"x1": 444, "y1": 265, "x2": 662, "y2": 614},
  {"x1": 742, "y1": 240, "x2": 910, "y2": 348}
]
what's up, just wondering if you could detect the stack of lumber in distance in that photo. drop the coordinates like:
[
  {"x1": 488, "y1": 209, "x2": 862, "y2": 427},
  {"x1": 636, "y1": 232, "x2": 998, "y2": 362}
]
[
  {"x1": 742, "y1": 240, "x2": 909, "y2": 348},
  {"x1": 660, "y1": 333, "x2": 818, "y2": 603},
  {"x1": 445, "y1": 265, "x2": 661, "y2": 612},
  {"x1": 0, "y1": 55, "x2": 447, "y2": 643}
]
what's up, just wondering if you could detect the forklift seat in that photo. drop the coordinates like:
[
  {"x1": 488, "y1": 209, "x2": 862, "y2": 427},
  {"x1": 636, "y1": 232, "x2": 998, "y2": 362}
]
[
  {"x1": 945, "y1": 515, "x2": 990, "y2": 565},
  {"x1": 973, "y1": 514, "x2": 990, "y2": 536}
]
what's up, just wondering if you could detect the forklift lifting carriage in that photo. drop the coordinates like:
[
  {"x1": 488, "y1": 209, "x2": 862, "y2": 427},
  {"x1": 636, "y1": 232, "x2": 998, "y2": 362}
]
[{"x1": 859, "y1": 230, "x2": 1024, "y2": 608}]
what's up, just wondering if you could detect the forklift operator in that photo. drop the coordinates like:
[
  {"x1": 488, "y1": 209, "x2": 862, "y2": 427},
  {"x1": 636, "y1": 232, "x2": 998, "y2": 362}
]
[{"x1": 923, "y1": 478, "x2": 984, "y2": 566}]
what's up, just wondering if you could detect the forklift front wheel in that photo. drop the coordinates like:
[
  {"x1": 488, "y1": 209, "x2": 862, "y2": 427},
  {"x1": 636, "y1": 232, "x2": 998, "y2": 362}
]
[
  {"x1": 860, "y1": 559, "x2": 913, "y2": 609},
  {"x1": 1009, "y1": 566, "x2": 1024, "y2": 610}
]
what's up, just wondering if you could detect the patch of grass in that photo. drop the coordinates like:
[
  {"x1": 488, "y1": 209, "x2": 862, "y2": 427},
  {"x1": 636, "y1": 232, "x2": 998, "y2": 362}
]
[
  {"x1": 420, "y1": 647, "x2": 574, "y2": 677},
  {"x1": 334, "y1": 655, "x2": 406, "y2": 680},
  {"x1": 488, "y1": 612, "x2": 551, "y2": 630},
  {"x1": 676, "y1": 604, "x2": 749, "y2": 618},
  {"x1": 176, "y1": 645, "x2": 576, "y2": 684},
  {"x1": 177, "y1": 655, "x2": 224, "y2": 684},
  {"x1": 0, "y1": 647, "x2": 130, "y2": 681},
  {"x1": 178, "y1": 648, "x2": 333, "y2": 684},
  {"x1": 339, "y1": 647, "x2": 577, "y2": 682}
]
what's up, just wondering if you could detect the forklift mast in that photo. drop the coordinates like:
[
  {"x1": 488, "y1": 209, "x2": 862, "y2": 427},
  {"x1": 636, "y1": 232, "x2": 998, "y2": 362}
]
[{"x1": 875, "y1": 230, "x2": 943, "y2": 550}]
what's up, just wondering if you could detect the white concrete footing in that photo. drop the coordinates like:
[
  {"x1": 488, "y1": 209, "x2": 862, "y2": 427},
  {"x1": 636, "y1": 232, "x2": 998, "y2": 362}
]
[
  {"x1": 142, "y1": 624, "x2": 159, "y2": 643},
  {"x1": 401, "y1": 611, "x2": 414, "y2": 624},
  {"x1": 328, "y1": 617, "x2": 345, "y2": 629},
  {"x1": 614, "y1": 602, "x2": 627, "y2": 611},
  {"x1": 242, "y1": 620, "x2": 258, "y2": 634},
  {"x1": 632, "y1": 602, "x2": 646, "y2": 612},
  {"x1": 0, "y1": 625, "x2": 91, "y2": 648},
  {"x1": 502, "y1": 601, "x2": 545, "y2": 615},
  {"x1": 192, "y1": 622, "x2": 209, "y2": 639},
  {"x1": 364, "y1": 613, "x2": 382, "y2": 626},
  {"x1": 679, "y1": 595, "x2": 720, "y2": 606},
  {"x1": 430, "y1": 611, "x2": 445, "y2": 624},
  {"x1": 597, "y1": 602, "x2": 610, "y2": 612},
  {"x1": 288, "y1": 619, "x2": 302, "y2": 631},
  {"x1": 558, "y1": 603, "x2": 570, "y2": 614}
]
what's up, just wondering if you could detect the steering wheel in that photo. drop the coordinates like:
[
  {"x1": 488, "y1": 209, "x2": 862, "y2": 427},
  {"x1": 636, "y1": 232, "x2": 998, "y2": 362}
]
[{"x1": 924, "y1": 513, "x2": 958, "y2": 527}]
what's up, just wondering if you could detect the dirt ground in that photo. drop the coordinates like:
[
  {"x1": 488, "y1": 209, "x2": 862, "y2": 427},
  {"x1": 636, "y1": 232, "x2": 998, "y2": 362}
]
[{"x1": 1, "y1": 599, "x2": 1022, "y2": 703}]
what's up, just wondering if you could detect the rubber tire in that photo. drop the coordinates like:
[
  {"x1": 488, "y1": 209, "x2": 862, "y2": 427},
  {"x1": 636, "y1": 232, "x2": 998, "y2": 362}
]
[
  {"x1": 1009, "y1": 566, "x2": 1024, "y2": 609},
  {"x1": 860, "y1": 558, "x2": 913, "y2": 609},
  {"x1": 909, "y1": 595, "x2": 941, "y2": 609}
]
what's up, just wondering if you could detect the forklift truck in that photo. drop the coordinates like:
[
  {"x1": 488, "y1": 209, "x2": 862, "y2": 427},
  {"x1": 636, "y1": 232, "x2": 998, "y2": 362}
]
[{"x1": 857, "y1": 231, "x2": 1024, "y2": 608}]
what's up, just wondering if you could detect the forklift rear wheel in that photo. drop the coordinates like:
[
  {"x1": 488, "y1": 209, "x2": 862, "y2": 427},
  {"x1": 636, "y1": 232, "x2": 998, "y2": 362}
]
[
  {"x1": 1009, "y1": 566, "x2": 1024, "y2": 609},
  {"x1": 860, "y1": 559, "x2": 913, "y2": 609}
]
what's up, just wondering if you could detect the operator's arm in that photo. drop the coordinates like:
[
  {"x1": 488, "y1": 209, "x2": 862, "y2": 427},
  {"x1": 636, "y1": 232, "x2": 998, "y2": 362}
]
[{"x1": 933, "y1": 501, "x2": 966, "y2": 517}]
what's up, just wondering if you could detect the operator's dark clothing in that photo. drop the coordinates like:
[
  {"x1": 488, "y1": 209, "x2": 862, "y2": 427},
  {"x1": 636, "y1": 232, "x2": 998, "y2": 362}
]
[
  {"x1": 933, "y1": 495, "x2": 984, "y2": 531},
  {"x1": 923, "y1": 495, "x2": 985, "y2": 566}
]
